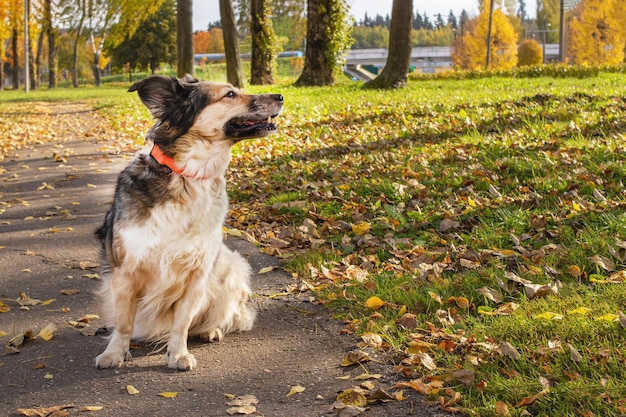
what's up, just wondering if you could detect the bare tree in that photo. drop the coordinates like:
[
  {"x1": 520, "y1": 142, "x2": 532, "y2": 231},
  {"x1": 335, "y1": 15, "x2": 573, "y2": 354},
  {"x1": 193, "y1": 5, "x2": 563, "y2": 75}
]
[
  {"x1": 364, "y1": 0, "x2": 412, "y2": 89},
  {"x1": 220, "y1": 0, "x2": 244, "y2": 87},
  {"x1": 177, "y1": 0, "x2": 194, "y2": 76},
  {"x1": 250, "y1": 0, "x2": 275, "y2": 85}
]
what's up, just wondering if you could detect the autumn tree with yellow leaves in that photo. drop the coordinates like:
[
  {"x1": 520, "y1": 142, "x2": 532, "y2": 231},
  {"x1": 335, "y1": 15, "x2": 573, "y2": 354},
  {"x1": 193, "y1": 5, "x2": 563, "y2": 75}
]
[
  {"x1": 567, "y1": 0, "x2": 626, "y2": 65},
  {"x1": 452, "y1": 0, "x2": 518, "y2": 70}
]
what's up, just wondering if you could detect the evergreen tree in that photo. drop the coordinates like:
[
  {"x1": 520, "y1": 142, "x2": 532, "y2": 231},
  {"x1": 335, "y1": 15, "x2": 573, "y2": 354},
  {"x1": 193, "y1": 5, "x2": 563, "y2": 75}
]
[{"x1": 447, "y1": 10, "x2": 458, "y2": 30}]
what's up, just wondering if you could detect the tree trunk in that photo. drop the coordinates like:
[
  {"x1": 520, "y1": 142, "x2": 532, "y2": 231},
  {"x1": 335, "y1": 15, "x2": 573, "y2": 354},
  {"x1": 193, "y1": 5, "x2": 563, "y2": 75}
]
[
  {"x1": 177, "y1": 0, "x2": 194, "y2": 77},
  {"x1": 220, "y1": 0, "x2": 244, "y2": 87},
  {"x1": 364, "y1": 0, "x2": 412, "y2": 89},
  {"x1": 11, "y1": 28, "x2": 19, "y2": 89},
  {"x1": 250, "y1": 0, "x2": 275, "y2": 85},
  {"x1": 44, "y1": 0, "x2": 57, "y2": 88},
  {"x1": 72, "y1": 0, "x2": 85, "y2": 88},
  {"x1": 295, "y1": 0, "x2": 336, "y2": 86},
  {"x1": 29, "y1": 36, "x2": 38, "y2": 90},
  {"x1": 35, "y1": 30, "x2": 44, "y2": 90}
]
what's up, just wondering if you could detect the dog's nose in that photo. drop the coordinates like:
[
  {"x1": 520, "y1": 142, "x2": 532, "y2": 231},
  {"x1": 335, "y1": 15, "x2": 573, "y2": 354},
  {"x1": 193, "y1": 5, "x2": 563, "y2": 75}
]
[{"x1": 273, "y1": 94, "x2": 284, "y2": 102}]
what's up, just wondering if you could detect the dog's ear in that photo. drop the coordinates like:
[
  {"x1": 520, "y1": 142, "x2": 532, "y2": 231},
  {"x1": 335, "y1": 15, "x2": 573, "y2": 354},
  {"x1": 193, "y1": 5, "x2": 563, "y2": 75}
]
[{"x1": 129, "y1": 75, "x2": 207, "y2": 121}]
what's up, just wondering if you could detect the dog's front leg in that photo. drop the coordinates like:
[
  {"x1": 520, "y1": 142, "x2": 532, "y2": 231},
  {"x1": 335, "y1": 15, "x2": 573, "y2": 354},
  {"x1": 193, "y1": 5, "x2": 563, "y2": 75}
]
[
  {"x1": 167, "y1": 282, "x2": 204, "y2": 371},
  {"x1": 96, "y1": 269, "x2": 138, "y2": 369}
]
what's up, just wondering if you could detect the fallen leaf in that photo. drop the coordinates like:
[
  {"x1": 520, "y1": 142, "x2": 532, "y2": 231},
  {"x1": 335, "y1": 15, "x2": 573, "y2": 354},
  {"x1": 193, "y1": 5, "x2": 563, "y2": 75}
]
[
  {"x1": 353, "y1": 373, "x2": 382, "y2": 380},
  {"x1": 226, "y1": 406, "x2": 256, "y2": 415},
  {"x1": 477, "y1": 286, "x2": 503, "y2": 303},
  {"x1": 258, "y1": 266, "x2": 276, "y2": 274},
  {"x1": 37, "y1": 324, "x2": 57, "y2": 341},
  {"x1": 395, "y1": 378, "x2": 444, "y2": 395},
  {"x1": 351, "y1": 222, "x2": 371, "y2": 236},
  {"x1": 567, "y1": 344, "x2": 583, "y2": 362},
  {"x1": 336, "y1": 389, "x2": 367, "y2": 407},
  {"x1": 18, "y1": 292, "x2": 41, "y2": 306},
  {"x1": 517, "y1": 388, "x2": 549, "y2": 407},
  {"x1": 79, "y1": 405, "x2": 103, "y2": 412},
  {"x1": 496, "y1": 401, "x2": 511, "y2": 416},
  {"x1": 499, "y1": 342, "x2": 521, "y2": 360},
  {"x1": 341, "y1": 351, "x2": 372, "y2": 366},
  {"x1": 359, "y1": 333, "x2": 383, "y2": 348},
  {"x1": 589, "y1": 254, "x2": 615, "y2": 272},
  {"x1": 364, "y1": 296, "x2": 385, "y2": 310},
  {"x1": 286, "y1": 385, "x2": 305, "y2": 397},
  {"x1": 619, "y1": 311, "x2": 626, "y2": 329},
  {"x1": 532, "y1": 311, "x2": 564, "y2": 320},
  {"x1": 44, "y1": 373, "x2": 53, "y2": 379},
  {"x1": 60, "y1": 289, "x2": 80, "y2": 295},
  {"x1": 126, "y1": 385, "x2": 139, "y2": 395},
  {"x1": 452, "y1": 369, "x2": 475, "y2": 386},
  {"x1": 330, "y1": 401, "x2": 367, "y2": 416},
  {"x1": 226, "y1": 395, "x2": 258, "y2": 407},
  {"x1": 17, "y1": 404, "x2": 75, "y2": 416},
  {"x1": 158, "y1": 392, "x2": 178, "y2": 398},
  {"x1": 568, "y1": 307, "x2": 592, "y2": 315},
  {"x1": 595, "y1": 314, "x2": 619, "y2": 322}
]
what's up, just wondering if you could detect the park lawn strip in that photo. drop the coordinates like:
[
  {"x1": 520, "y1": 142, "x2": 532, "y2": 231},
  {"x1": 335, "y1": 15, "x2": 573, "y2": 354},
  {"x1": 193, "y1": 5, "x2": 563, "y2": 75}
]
[
  {"x1": 229, "y1": 74, "x2": 626, "y2": 416},
  {"x1": 2, "y1": 71, "x2": 626, "y2": 416}
]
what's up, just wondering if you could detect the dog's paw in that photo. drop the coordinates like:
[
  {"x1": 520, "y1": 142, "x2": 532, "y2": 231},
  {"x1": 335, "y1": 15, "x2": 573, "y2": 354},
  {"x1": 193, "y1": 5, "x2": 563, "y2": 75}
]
[
  {"x1": 95, "y1": 350, "x2": 128, "y2": 369},
  {"x1": 168, "y1": 352, "x2": 197, "y2": 371},
  {"x1": 199, "y1": 328, "x2": 223, "y2": 343}
]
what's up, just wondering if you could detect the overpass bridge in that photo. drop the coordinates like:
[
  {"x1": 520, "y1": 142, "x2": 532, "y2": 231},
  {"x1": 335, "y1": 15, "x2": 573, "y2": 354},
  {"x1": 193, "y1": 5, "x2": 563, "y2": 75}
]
[{"x1": 344, "y1": 44, "x2": 561, "y2": 80}]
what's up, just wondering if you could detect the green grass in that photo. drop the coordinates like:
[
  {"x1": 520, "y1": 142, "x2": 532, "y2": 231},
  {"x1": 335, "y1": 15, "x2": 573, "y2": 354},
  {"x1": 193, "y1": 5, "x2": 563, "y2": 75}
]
[{"x1": 2, "y1": 69, "x2": 626, "y2": 416}]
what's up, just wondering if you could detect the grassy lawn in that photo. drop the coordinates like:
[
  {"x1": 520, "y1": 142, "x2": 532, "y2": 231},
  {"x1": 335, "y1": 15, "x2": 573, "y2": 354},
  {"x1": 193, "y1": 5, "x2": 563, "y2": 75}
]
[{"x1": 2, "y1": 70, "x2": 625, "y2": 416}]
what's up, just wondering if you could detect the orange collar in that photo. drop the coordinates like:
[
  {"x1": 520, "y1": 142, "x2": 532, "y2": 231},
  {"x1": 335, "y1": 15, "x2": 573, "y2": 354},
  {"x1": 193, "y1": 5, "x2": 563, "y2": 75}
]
[{"x1": 150, "y1": 144, "x2": 210, "y2": 180}]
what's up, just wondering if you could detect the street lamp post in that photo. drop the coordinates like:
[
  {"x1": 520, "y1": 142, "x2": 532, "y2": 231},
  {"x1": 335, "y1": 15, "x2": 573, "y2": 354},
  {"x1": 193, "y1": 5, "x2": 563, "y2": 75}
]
[{"x1": 24, "y1": 0, "x2": 29, "y2": 93}]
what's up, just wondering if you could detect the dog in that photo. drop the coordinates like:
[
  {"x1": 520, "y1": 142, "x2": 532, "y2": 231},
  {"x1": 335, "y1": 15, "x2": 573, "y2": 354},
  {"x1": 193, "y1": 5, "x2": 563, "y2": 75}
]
[{"x1": 94, "y1": 75, "x2": 283, "y2": 371}]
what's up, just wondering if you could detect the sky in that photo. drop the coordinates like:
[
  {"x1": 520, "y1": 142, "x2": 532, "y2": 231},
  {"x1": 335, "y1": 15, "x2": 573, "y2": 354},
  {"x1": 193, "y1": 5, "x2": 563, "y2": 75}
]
[{"x1": 192, "y1": 0, "x2": 538, "y2": 32}]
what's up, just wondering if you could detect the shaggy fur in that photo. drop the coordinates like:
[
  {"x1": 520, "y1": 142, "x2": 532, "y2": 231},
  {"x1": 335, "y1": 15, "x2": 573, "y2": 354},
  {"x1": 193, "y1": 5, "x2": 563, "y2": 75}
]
[{"x1": 95, "y1": 75, "x2": 283, "y2": 370}]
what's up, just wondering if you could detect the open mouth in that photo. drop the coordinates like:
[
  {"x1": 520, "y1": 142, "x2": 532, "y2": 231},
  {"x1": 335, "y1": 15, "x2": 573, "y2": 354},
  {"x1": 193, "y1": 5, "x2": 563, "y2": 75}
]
[{"x1": 225, "y1": 114, "x2": 279, "y2": 140}]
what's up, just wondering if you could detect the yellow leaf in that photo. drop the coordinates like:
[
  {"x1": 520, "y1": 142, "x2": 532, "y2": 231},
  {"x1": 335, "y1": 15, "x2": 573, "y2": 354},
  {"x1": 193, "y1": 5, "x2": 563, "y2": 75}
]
[
  {"x1": 286, "y1": 385, "x2": 305, "y2": 396},
  {"x1": 567, "y1": 265, "x2": 582, "y2": 277},
  {"x1": 127, "y1": 385, "x2": 140, "y2": 395},
  {"x1": 428, "y1": 291, "x2": 442, "y2": 304},
  {"x1": 158, "y1": 392, "x2": 178, "y2": 398},
  {"x1": 40, "y1": 298, "x2": 56, "y2": 306},
  {"x1": 258, "y1": 266, "x2": 275, "y2": 274},
  {"x1": 567, "y1": 307, "x2": 592, "y2": 315},
  {"x1": 87, "y1": 183, "x2": 97, "y2": 188},
  {"x1": 353, "y1": 373, "x2": 383, "y2": 380},
  {"x1": 364, "y1": 296, "x2": 385, "y2": 310},
  {"x1": 44, "y1": 373, "x2": 54, "y2": 379},
  {"x1": 0, "y1": 330, "x2": 7, "y2": 337},
  {"x1": 80, "y1": 405, "x2": 104, "y2": 411},
  {"x1": 532, "y1": 312, "x2": 563, "y2": 320},
  {"x1": 37, "y1": 323, "x2": 57, "y2": 341},
  {"x1": 83, "y1": 273, "x2": 100, "y2": 279},
  {"x1": 595, "y1": 314, "x2": 619, "y2": 322},
  {"x1": 351, "y1": 222, "x2": 371, "y2": 236},
  {"x1": 336, "y1": 389, "x2": 367, "y2": 407}
]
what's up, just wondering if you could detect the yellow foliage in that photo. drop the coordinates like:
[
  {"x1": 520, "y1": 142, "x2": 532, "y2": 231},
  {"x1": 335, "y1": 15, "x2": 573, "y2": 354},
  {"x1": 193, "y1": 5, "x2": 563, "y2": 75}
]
[
  {"x1": 517, "y1": 38, "x2": 543, "y2": 66},
  {"x1": 567, "y1": 0, "x2": 625, "y2": 65},
  {"x1": 452, "y1": 2, "x2": 518, "y2": 70}
]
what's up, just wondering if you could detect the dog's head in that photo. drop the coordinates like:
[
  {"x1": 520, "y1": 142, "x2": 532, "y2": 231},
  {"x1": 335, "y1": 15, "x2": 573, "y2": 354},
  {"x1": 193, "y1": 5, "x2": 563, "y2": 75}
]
[{"x1": 128, "y1": 75, "x2": 283, "y2": 178}]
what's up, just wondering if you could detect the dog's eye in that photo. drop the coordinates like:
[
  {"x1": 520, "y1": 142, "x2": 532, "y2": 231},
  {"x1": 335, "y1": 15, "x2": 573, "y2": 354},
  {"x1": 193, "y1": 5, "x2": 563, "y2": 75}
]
[{"x1": 224, "y1": 91, "x2": 237, "y2": 99}]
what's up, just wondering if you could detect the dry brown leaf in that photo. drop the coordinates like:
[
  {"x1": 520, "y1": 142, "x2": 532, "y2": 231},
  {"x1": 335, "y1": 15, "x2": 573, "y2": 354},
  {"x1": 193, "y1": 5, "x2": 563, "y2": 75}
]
[
  {"x1": 567, "y1": 344, "x2": 583, "y2": 362},
  {"x1": 496, "y1": 401, "x2": 511, "y2": 416},
  {"x1": 227, "y1": 395, "x2": 258, "y2": 407},
  {"x1": 517, "y1": 388, "x2": 549, "y2": 407},
  {"x1": 499, "y1": 341, "x2": 521, "y2": 360},
  {"x1": 17, "y1": 404, "x2": 75, "y2": 417},
  {"x1": 452, "y1": 369, "x2": 475, "y2": 386},
  {"x1": 589, "y1": 254, "x2": 615, "y2": 272},
  {"x1": 341, "y1": 351, "x2": 371, "y2": 366},
  {"x1": 477, "y1": 286, "x2": 503, "y2": 303}
]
